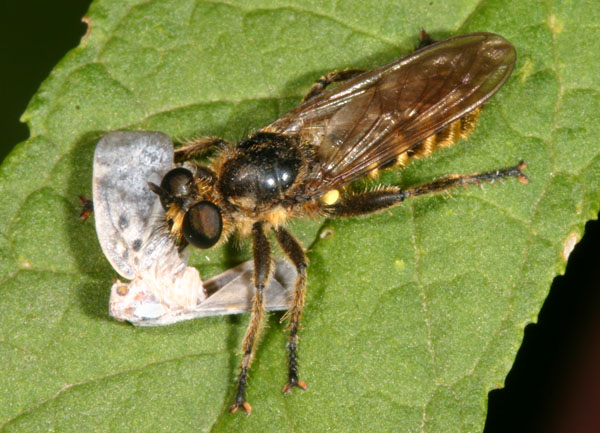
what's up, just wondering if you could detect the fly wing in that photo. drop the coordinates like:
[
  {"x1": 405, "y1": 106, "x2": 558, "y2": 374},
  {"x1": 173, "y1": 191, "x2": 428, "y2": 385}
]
[{"x1": 264, "y1": 33, "x2": 515, "y2": 196}]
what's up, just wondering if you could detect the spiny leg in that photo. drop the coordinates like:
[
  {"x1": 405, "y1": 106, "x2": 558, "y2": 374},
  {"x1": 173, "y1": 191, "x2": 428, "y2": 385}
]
[
  {"x1": 325, "y1": 162, "x2": 528, "y2": 217},
  {"x1": 302, "y1": 69, "x2": 365, "y2": 102},
  {"x1": 174, "y1": 137, "x2": 228, "y2": 162},
  {"x1": 274, "y1": 227, "x2": 309, "y2": 394},
  {"x1": 230, "y1": 221, "x2": 272, "y2": 415}
]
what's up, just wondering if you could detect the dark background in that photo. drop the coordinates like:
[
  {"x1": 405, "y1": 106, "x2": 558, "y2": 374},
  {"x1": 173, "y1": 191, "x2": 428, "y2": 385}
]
[{"x1": 2, "y1": 2, "x2": 599, "y2": 432}]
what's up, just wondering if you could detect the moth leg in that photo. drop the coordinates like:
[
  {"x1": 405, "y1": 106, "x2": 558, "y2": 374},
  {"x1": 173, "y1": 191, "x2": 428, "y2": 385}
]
[
  {"x1": 230, "y1": 221, "x2": 272, "y2": 415},
  {"x1": 174, "y1": 137, "x2": 229, "y2": 162},
  {"x1": 274, "y1": 227, "x2": 309, "y2": 394},
  {"x1": 325, "y1": 162, "x2": 528, "y2": 217},
  {"x1": 78, "y1": 195, "x2": 93, "y2": 220},
  {"x1": 302, "y1": 69, "x2": 365, "y2": 102}
]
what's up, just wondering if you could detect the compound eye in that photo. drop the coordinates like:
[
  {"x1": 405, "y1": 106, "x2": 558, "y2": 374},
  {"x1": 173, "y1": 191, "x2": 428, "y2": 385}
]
[
  {"x1": 182, "y1": 201, "x2": 222, "y2": 249},
  {"x1": 159, "y1": 168, "x2": 194, "y2": 209}
]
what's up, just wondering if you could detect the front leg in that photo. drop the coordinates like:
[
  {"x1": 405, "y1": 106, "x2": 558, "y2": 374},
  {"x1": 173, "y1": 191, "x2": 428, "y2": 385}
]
[
  {"x1": 230, "y1": 221, "x2": 272, "y2": 415},
  {"x1": 174, "y1": 137, "x2": 229, "y2": 162},
  {"x1": 275, "y1": 227, "x2": 309, "y2": 394}
]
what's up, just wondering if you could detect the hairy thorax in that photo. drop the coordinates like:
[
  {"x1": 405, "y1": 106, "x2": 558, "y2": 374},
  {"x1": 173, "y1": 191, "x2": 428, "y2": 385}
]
[{"x1": 216, "y1": 132, "x2": 308, "y2": 217}]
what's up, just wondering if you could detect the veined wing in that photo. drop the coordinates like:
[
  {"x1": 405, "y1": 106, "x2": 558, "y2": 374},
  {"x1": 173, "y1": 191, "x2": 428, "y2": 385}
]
[{"x1": 263, "y1": 33, "x2": 515, "y2": 196}]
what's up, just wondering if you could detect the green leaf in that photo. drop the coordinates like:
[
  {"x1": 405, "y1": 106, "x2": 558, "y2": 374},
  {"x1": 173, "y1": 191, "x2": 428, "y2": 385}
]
[{"x1": 1, "y1": 0, "x2": 599, "y2": 431}]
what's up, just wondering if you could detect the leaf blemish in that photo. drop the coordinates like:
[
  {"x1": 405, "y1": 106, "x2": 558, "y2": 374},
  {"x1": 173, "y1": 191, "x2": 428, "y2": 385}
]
[
  {"x1": 81, "y1": 16, "x2": 92, "y2": 41},
  {"x1": 18, "y1": 258, "x2": 32, "y2": 269},
  {"x1": 319, "y1": 227, "x2": 334, "y2": 240},
  {"x1": 520, "y1": 58, "x2": 534, "y2": 83},
  {"x1": 562, "y1": 233, "x2": 578, "y2": 261},
  {"x1": 548, "y1": 14, "x2": 564, "y2": 35}
]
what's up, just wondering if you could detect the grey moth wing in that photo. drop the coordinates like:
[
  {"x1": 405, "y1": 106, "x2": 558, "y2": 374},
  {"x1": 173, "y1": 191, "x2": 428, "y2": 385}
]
[
  {"x1": 93, "y1": 131, "x2": 174, "y2": 279},
  {"x1": 128, "y1": 259, "x2": 297, "y2": 326}
]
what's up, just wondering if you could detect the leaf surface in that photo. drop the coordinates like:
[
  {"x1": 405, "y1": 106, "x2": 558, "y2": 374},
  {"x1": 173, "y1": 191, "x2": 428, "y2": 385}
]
[{"x1": 1, "y1": 0, "x2": 599, "y2": 431}]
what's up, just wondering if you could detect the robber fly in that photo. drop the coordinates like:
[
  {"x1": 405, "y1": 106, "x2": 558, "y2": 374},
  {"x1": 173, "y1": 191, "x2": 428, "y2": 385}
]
[{"x1": 148, "y1": 31, "x2": 527, "y2": 414}]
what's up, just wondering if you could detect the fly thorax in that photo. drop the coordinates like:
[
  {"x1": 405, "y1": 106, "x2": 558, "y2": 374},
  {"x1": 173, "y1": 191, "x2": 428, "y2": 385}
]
[{"x1": 217, "y1": 133, "x2": 304, "y2": 208}]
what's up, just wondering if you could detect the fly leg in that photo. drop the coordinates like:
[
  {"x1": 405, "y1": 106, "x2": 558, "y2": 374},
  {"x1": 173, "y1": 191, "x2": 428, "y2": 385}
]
[
  {"x1": 417, "y1": 29, "x2": 435, "y2": 49},
  {"x1": 275, "y1": 227, "x2": 309, "y2": 394},
  {"x1": 302, "y1": 69, "x2": 365, "y2": 102},
  {"x1": 174, "y1": 137, "x2": 229, "y2": 162},
  {"x1": 229, "y1": 221, "x2": 272, "y2": 415},
  {"x1": 304, "y1": 29, "x2": 439, "y2": 105},
  {"x1": 304, "y1": 30, "x2": 436, "y2": 104},
  {"x1": 325, "y1": 162, "x2": 528, "y2": 217}
]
